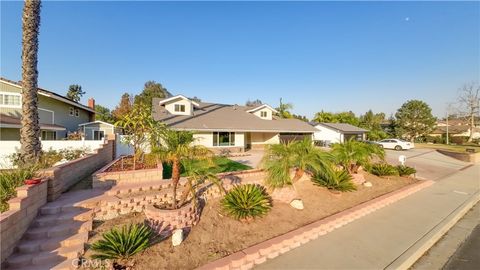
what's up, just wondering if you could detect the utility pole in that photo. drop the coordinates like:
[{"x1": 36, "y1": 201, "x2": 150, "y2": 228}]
[{"x1": 446, "y1": 110, "x2": 449, "y2": 145}]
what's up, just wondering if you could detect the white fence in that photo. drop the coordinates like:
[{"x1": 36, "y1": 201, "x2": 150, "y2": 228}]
[{"x1": 0, "y1": 139, "x2": 106, "y2": 169}]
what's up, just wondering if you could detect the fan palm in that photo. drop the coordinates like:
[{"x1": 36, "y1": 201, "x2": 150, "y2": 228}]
[
  {"x1": 20, "y1": 0, "x2": 42, "y2": 163},
  {"x1": 153, "y1": 129, "x2": 213, "y2": 209},
  {"x1": 262, "y1": 138, "x2": 334, "y2": 189},
  {"x1": 331, "y1": 139, "x2": 385, "y2": 174}
]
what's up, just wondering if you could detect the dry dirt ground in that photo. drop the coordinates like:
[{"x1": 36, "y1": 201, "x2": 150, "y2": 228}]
[{"x1": 83, "y1": 174, "x2": 416, "y2": 270}]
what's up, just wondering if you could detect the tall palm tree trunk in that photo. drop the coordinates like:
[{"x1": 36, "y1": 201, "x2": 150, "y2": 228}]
[
  {"x1": 292, "y1": 168, "x2": 304, "y2": 182},
  {"x1": 20, "y1": 0, "x2": 42, "y2": 163},
  {"x1": 171, "y1": 158, "x2": 180, "y2": 209}
]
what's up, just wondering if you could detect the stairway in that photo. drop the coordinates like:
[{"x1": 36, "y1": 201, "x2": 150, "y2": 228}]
[{"x1": 4, "y1": 204, "x2": 93, "y2": 270}]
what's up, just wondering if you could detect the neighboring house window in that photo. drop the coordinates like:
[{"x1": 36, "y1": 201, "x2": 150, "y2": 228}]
[
  {"x1": 41, "y1": 131, "x2": 56, "y2": 140},
  {"x1": 213, "y1": 132, "x2": 235, "y2": 146},
  {"x1": 69, "y1": 107, "x2": 74, "y2": 116},
  {"x1": 75, "y1": 108, "x2": 79, "y2": 117},
  {"x1": 0, "y1": 93, "x2": 21, "y2": 108},
  {"x1": 260, "y1": 111, "x2": 267, "y2": 118},
  {"x1": 174, "y1": 104, "x2": 185, "y2": 112},
  {"x1": 93, "y1": 130, "x2": 104, "y2": 140}
]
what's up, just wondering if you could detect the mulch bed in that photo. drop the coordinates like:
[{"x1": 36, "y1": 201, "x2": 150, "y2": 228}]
[
  {"x1": 105, "y1": 156, "x2": 157, "y2": 172},
  {"x1": 83, "y1": 173, "x2": 417, "y2": 270}
]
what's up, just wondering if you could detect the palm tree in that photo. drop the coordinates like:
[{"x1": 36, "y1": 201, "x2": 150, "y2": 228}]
[
  {"x1": 262, "y1": 138, "x2": 334, "y2": 189},
  {"x1": 20, "y1": 0, "x2": 42, "y2": 163},
  {"x1": 331, "y1": 139, "x2": 385, "y2": 174},
  {"x1": 154, "y1": 129, "x2": 213, "y2": 209}
]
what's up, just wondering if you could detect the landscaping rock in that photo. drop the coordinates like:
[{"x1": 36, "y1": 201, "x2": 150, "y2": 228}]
[
  {"x1": 363, "y1": 181, "x2": 373, "y2": 187},
  {"x1": 290, "y1": 199, "x2": 304, "y2": 210},
  {"x1": 172, "y1": 229, "x2": 184, "y2": 246},
  {"x1": 351, "y1": 173, "x2": 366, "y2": 185}
]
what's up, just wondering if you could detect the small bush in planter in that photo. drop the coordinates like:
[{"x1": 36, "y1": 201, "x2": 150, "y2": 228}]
[
  {"x1": 370, "y1": 163, "x2": 398, "y2": 176},
  {"x1": 396, "y1": 165, "x2": 416, "y2": 176},
  {"x1": 221, "y1": 184, "x2": 272, "y2": 221},
  {"x1": 0, "y1": 166, "x2": 38, "y2": 212},
  {"x1": 91, "y1": 224, "x2": 152, "y2": 261},
  {"x1": 311, "y1": 169, "x2": 357, "y2": 192}
]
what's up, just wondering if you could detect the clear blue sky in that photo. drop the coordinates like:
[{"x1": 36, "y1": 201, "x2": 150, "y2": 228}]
[{"x1": 1, "y1": 1, "x2": 479, "y2": 119}]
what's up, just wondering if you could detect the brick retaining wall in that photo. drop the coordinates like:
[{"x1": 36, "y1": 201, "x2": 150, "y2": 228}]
[{"x1": 0, "y1": 179, "x2": 48, "y2": 264}]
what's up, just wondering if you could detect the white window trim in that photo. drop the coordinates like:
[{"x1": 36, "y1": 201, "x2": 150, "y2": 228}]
[
  {"x1": 92, "y1": 129, "x2": 105, "y2": 140},
  {"x1": 0, "y1": 91, "x2": 22, "y2": 108},
  {"x1": 212, "y1": 132, "x2": 236, "y2": 147},
  {"x1": 174, "y1": 104, "x2": 186, "y2": 112}
]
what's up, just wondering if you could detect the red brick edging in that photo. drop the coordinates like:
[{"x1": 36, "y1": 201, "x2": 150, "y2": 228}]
[{"x1": 196, "y1": 180, "x2": 435, "y2": 270}]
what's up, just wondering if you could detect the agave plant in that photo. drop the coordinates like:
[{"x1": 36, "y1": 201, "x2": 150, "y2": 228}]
[
  {"x1": 312, "y1": 169, "x2": 357, "y2": 192},
  {"x1": 396, "y1": 165, "x2": 416, "y2": 176},
  {"x1": 91, "y1": 224, "x2": 152, "y2": 261},
  {"x1": 331, "y1": 139, "x2": 385, "y2": 174},
  {"x1": 221, "y1": 184, "x2": 272, "y2": 221},
  {"x1": 370, "y1": 163, "x2": 398, "y2": 176}
]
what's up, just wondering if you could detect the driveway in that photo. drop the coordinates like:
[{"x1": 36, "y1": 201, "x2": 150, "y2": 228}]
[{"x1": 384, "y1": 148, "x2": 471, "y2": 181}]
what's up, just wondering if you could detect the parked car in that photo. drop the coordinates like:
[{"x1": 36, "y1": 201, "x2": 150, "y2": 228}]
[{"x1": 377, "y1": 139, "x2": 414, "y2": 150}]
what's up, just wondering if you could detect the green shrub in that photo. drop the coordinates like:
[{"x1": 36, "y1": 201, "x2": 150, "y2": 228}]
[
  {"x1": 370, "y1": 163, "x2": 398, "y2": 176},
  {"x1": 221, "y1": 184, "x2": 272, "y2": 221},
  {"x1": 311, "y1": 169, "x2": 357, "y2": 192},
  {"x1": 10, "y1": 148, "x2": 88, "y2": 169},
  {"x1": 450, "y1": 136, "x2": 469, "y2": 145},
  {"x1": 396, "y1": 165, "x2": 416, "y2": 176},
  {"x1": 91, "y1": 224, "x2": 152, "y2": 260},
  {"x1": 0, "y1": 166, "x2": 38, "y2": 212}
]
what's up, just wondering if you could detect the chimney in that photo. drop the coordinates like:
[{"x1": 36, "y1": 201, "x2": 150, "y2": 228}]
[
  {"x1": 88, "y1": 98, "x2": 96, "y2": 121},
  {"x1": 88, "y1": 98, "x2": 95, "y2": 109}
]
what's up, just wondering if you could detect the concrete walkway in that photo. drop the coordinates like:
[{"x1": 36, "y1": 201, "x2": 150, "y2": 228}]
[{"x1": 255, "y1": 164, "x2": 480, "y2": 270}]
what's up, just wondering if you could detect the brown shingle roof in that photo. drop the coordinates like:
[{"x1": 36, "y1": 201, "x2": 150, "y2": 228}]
[{"x1": 152, "y1": 99, "x2": 317, "y2": 133}]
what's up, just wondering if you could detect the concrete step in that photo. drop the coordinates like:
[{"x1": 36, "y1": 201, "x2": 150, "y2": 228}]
[
  {"x1": 25, "y1": 220, "x2": 92, "y2": 240},
  {"x1": 4, "y1": 258, "x2": 79, "y2": 270},
  {"x1": 5, "y1": 243, "x2": 84, "y2": 269},
  {"x1": 34, "y1": 209, "x2": 93, "y2": 226},
  {"x1": 17, "y1": 231, "x2": 89, "y2": 253},
  {"x1": 39, "y1": 204, "x2": 80, "y2": 215}
]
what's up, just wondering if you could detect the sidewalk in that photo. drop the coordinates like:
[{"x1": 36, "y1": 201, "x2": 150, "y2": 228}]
[{"x1": 255, "y1": 164, "x2": 480, "y2": 270}]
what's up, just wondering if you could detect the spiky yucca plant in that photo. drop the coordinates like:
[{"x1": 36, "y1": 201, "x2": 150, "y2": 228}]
[
  {"x1": 91, "y1": 224, "x2": 152, "y2": 260},
  {"x1": 221, "y1": 184, "x2": 272, "y2": 221},
  {"x1": 396, "y1": 165, "x2": 416, "y2": 176},
  {"x1": 370, "y1": 163, "x2": 398, "y2": 176},
  {"x1": 312, "y1": 169, "x2": 357, "y2": 192}
]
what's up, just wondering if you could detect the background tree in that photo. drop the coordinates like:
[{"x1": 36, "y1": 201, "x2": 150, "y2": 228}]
[
  {"x1": 313, "y1": 111, "x2": 359, "y2": 125},
  {"x1": 457, "y1": 82, "x2": 480, "y2": 142},
  {"x1": 245, "y1": 99, "x2": 263, "y2": 107},
  {"x1": 112, "y1": 93, "x2": 134, "y2": 120},
  {"x1": 313, "y1": 111, "x2": 336, "y2": 123},
  {"x1": 292, "y1": 114, "x2": 309, "y2": 122},
  {"x1": 395, "y1": 100, "x2": 436, "y2": 141},
  {"x1": 276, "y1": 98, "x2": 293, "y2": 118},
  {"x1": 66, "y1": 84, "x2": 85, "y2": 102},
  {"x1": 95, "y1": 104, "x2": 116, "y2": 124},
  {"x1": 134, "y1": 80, "x2": 172, "y2": 108},
  {"x1": 359, "y1": 110, "x2": 388, "y2": 140},
  {"x1": 20, "y1": 0, "x2": 42, "y2": 163}
]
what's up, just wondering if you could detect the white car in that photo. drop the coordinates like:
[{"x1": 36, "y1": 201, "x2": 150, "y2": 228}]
[{"x1": 377, "y1": 139, "x2": 414, "y2": 151}]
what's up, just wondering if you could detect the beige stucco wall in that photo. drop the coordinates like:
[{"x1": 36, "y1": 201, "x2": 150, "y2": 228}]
[
  {"x1": 164, "y1": 99, "x2": 194, "y2": 116},
  {"x1": 252, "y1": 108, "x2": 273, "y2": 120},
  {"x1": 250, "y1": 132, "x2": 279, "y2": 145}
]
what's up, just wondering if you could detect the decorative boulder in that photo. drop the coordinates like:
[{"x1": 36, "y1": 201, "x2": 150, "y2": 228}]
[
  {"x1": 290, "y1": 199, "x2": 304, "y2": 210},
  {"x1": 363, "y1": 181, "x2": 373, "y2": 187},
  {"x1": 172, "y1": 229, "x2": 184, "y2": 247}
]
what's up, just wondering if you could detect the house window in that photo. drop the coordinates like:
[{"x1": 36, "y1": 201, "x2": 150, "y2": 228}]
[
  {"x1": 93, "y1": 130, "x2": 104, "y2": 140},
  {"x1": 41, "y1": 131, "x2": 56, "y2": 140},
  {"x1": 174, "y1": 104, "x2": 186, "y2": 112},
  {"x1": 69, "y1": 107, "x2": 74, "y2": 116},
  {"x1": 74, "y1": 108, "x2": 79, "y2": 117},
  {"x1": 260, "y1": 111, "x2": 267, "y2": 118},
  {"x1": 213, "y1": 132, "x2": 235, "y2": 146},
  {"x1": 0, "y1": 93, "x2": 21, "y2": 108}
]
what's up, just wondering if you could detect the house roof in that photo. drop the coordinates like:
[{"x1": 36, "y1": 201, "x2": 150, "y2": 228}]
[
  {"x1": 78, "y1": 120, "x2": 116, "y2": 127},
  {"x1": 245, "y1": 104, "x2": 278, "y2": 114},
  {"x1": 0, "y1": 114, "x2": 66, "y2": 131},
  {"x1": 0, "y1": 77, "x2": 96, "y2": 114},
  {"x1": 153, "y1": 98, "x2": 317, "y2": 133},
  {"x1": 311, "y1": 122, "x2": 369, "y2": 133},
  {"x1": 158, "y1": 95, "x2": 200, "y2": 107}
]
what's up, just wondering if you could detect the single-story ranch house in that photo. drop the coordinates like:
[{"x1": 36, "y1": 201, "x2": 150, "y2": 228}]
[
  {"x1": 152, "y1": 95, "x2": 317, "y2": 152},
  {"x1": 311, "y1": 122, "x2": 368, "y2": 145}
]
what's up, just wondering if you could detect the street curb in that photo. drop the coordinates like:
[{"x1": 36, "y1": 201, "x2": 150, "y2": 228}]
[
  {"x1": 385, "y1": 190, "x2": 480, "y2": 270},
  {"x1": 196, "y1": 180, "x2": 434, "y2": 270}
]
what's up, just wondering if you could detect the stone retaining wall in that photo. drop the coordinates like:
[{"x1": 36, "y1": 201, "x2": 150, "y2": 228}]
[
  {"x1": 92, "y1": 156, "x2": 163, "y2": 188},
  {"x1": 0, "y1": 179, "x2": 48, "y2": 264},
  {"x1": 437, "y1": 149, "x2": 480, "y2": 163},
  {"x1": 42, "y1": 140, "x2": 115, "y2": 201},
  {"x1": 145, "y1": 200, "x2": 200, "y2": 237}
]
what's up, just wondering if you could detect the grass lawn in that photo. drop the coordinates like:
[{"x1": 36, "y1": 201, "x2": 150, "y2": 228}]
[
  {"x1": 162, "y1": 156, "x2": 252, "y2": 179},
  {"x1": 416, "y1": 143, "x2": 480, "y2": 153}
]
